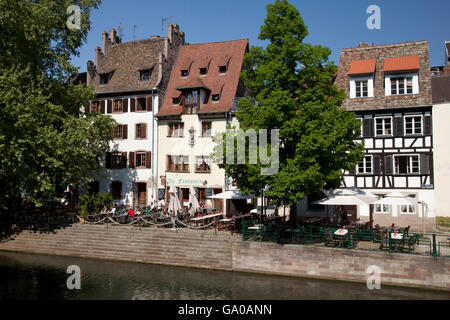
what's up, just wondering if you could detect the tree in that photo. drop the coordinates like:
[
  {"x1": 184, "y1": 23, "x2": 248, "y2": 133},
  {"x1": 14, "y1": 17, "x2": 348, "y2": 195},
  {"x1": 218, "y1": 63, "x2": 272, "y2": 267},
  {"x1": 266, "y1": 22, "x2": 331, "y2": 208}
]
[
  {"x1": 213, "y1": 0, "x2": 364, "y2": 223},
  {"x1": 0, "y1": 0, "x2": 115, "y2": 211}
]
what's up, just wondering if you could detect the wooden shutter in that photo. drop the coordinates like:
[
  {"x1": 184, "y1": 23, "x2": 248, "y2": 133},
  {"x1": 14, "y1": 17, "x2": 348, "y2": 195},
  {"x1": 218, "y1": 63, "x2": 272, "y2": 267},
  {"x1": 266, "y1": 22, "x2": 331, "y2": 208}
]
[
  {"x1": 100, "y1": 100, "x2": 105, "y2": 114},
  {"x1": 142, "y1": 124, "x2": 147, "y2": 139},
  {"x1": 147, "y1": 97, "x2": 153, "y2": 111},
  {"x1": 107, "y1": 100, "x2": 112, "y2": 114},
  {"x1": 121, "y1": 152, "x2": 127, "y2": 169},
  {"x1": 146, "y1": 151, "x2": 151, "y2": 168},
  {"x1": 384, "y1": 155, "x2": 393, "y2": 175},
  {"x1": 394, "y1": 117, "x2": 403, "y2": 137},
  {"x1": 363, "y1": 119, "x2": 374, "y2": 138},
  {"x1": 129, "y1": 152, "x2": 135, "y2": 168},
  {"x1": 105, "y1": 152, "x2": 112, "y2": 169},
  {"x1": 122, "y1": 125, "x2": 128, "y2": 139},
  {"x1": 130, "y1": 98, "x2": 135, "y2": 112},
  {"x1": 420, "y1": 154, "x2": 430, "y2": 174},
  {"x1": 123, "y1": 99, "x2": 128, "y2": 113},
  {"x1": 424, "y1": 115, "x2": 432, "y2": 135},
  {"x1": 373, "y1": 155, "x2": 381, "y2": 174}
]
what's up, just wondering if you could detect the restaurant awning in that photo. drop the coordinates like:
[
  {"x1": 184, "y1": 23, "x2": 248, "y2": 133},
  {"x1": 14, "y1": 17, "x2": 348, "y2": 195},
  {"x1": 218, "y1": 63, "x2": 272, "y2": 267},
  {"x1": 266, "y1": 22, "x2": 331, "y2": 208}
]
[{"x1": 208, "y1": 190, "x2": 255, "y2": 200}]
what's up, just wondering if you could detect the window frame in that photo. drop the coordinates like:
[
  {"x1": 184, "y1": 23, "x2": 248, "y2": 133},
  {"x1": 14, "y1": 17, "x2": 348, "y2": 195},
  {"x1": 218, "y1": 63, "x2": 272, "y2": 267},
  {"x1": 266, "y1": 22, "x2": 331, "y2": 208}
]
[
  {"x1": 374, "y1": 203, "x2": 391, "y2": 214},
  {"x1": 113, "y1": 125, "x2": 124, "y2": 140},
  {"x1": 349, "y1": 76, "x2": 374, "y2": 99},
  {"x1": 139, "y1": 69, "x2": 152, "y2": 82},
  {"x1": 357, "y1": 155, "x2": 373, "y2": 175},
  {"x1": 385, "y1": 73, "x2": 418, "y2": 96},
  {"x1": 168, "y1": 122, "x2": 184, "y2": 138},
  {"x1": 201, "y1": 121, "x2": 212, "y2": 138},
  {"x1": 166, "y1": 155, "x2": 189, "y2": 173},
  {"x1": 184, "y1": 89, "x2": 200, "y2": 114},
  {"x1": 135, "y1": 151, "x2": 147, "y2": 169},
  {"x1": 136, "y1": 97, "x2": 147, "y2": 112},
  {"x1": 111, "y1": 181, "x2": 122, "y2": 200},
  {"x1": 135, "y1": 123, "x2": 147, "y2": 140},
  {"x1": 404, "y1": 115, "x2": 423, "y2": 136},
  {"x1": 393, "y1": 154, "x2": 420, "y2": 175},
  {"x1": 400, "y1": 204, "x2": 416, "y2": 214},
  {"x1": 375, "y1": 116, "x2": 393, "y2": 137},
  {"x1": 113, "y1": 99, "x2": 123, "y2": 113},
  {"x1": 195, "y1": 156, "x2": 211, "y2": 173}
]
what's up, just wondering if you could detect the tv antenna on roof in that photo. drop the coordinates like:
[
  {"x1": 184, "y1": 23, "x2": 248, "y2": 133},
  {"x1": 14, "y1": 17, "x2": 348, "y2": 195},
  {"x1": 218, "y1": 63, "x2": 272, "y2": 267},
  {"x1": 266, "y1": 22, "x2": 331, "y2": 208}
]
[
  {"x1": 133, "y1": 24, "x2": 141, "y2": 41},
  {"x1": 162, "y1": 16, "x2": 174, "y2": 34},
  {"x1": 117, "y1": 22, "x2": 124, "y2": 41}
]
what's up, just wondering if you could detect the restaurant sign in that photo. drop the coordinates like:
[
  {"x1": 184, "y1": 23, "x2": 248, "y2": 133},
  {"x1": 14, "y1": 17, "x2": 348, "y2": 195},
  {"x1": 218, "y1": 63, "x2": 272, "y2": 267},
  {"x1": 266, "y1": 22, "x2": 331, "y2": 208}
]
[{"x1": 167, "y1": 178, "x2": 205, "y2": 186}]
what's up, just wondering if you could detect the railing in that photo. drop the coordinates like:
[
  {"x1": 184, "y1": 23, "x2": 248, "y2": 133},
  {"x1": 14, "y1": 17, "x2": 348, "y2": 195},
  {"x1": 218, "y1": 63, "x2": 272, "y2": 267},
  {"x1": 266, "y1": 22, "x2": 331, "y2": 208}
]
[{"x1": 240, "y1": 224, "x2": 450, "y2": 258}]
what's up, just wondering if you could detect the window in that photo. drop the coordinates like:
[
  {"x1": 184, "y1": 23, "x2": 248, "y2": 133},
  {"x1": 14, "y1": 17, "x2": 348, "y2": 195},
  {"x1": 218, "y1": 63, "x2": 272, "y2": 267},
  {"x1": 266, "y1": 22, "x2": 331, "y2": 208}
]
[
  {"x1": 111, "y1": 152, "x2": 126, "y2": 169},
  {"x1": 100, "y1": 73, "x2": 110, "y2": 85},
  {"x1": 400, "y1": 204, "x2": 416, "y2": 214},
  {"x1": 135, "y1": 123, "x2": 147, "y2": 139},
  {"x1": 91, "y1": 101, "x2": 100, "y2": 112},
  {"x1": 184, "y1": 90, "x2": 199, "y2": 114},
  {"x1": 219, "y1": 65, "x2": 227, "y2": 73},
  {"x1": 173, "y1": 97, "x2": 180, "y2": 105},
  {"x1": 202, "y1": 122, "x2": 212, "y2": 137},
  {"x1": 212, "y1": 94, "x2": 220, "y2": 102},
  {"x1": 394, "y1": 155, "x2": 420, "y2": 174},
  {"x1": 113, "y1": 125, "x2": 123, "y2": 140},
  {"x1": 167, "y1": 155, "x2": 189, "y2": 172},
  {"x1": 199, "y1": 67, "x2": 208, "y2": 75},
  {"x1": 181, "y1": 70, "x2": 189, "y2": 77},
  {"x1": 140, "y1": 69, "x2": 152, "y2": 81},
  {"x1": 196, "y1": 156, "x2": 211, "y2": 173},
  {"x1": 136, "y1": 98, "x2": 147, "y2": 111},
  {"x1": 87, "y1": 180, "x2": 100, "y2": 194},
  {"x1": 374, "y1": 204, "x2": 390, "y2": 214},
  {"x1": 375, "y1": 117, "x2": 392, "y2": 136},
  {"x1": 355, "y1": 80, "x2": 368, "y2": 98},
  {"x1": 113, "y1": 99, "x2": 123, "y2": 113},
  {"x1": 357, "y1": 156, "x2": 372, "y2": 174},
  {"x1": 390, "y1": 77, "x2": 413, "y2": 95},
  {"x1": 405, "y1": 116, "x2": 422, "y2": 135},
  {"x1": 168, "y1": 122, "x2": 184, "y2": 137},
  {"x1": 136, "y1": 152, "x2": 147, "y2": 168},
  {"x1": 111, "y1": 181, "x2": 122, "y2": 200}
]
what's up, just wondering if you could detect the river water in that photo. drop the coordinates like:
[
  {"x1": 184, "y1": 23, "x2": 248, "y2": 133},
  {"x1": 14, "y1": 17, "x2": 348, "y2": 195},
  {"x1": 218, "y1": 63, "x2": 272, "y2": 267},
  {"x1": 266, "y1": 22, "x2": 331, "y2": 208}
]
[{"x1": 0, "y1": 251, "x2": 448, "y2": 300}]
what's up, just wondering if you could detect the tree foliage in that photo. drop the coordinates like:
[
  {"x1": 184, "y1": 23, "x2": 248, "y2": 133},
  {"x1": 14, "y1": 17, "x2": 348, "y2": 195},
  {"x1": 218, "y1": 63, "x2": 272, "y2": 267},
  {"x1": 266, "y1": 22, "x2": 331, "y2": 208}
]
[
  {"x1": 0, "y1": 0, "x2": 115, "y2": 210},
  {"x1": 213, "y1": 0, "x2": 364, "y2": 208}
]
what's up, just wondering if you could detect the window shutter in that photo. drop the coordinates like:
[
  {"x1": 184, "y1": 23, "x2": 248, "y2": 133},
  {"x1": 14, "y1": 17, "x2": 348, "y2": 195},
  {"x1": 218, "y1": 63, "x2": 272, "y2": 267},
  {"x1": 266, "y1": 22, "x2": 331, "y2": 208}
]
[
  {"x1": 146, "y1": 151, "x2": 151, "y2": 168},
  {"x1": 424, "y1": 116, "x2": 432, "y2": 135},
  {"x1": 121, "y1": 152, "x2": 127, "y2": 169},
  {"x1": 129, "y1": 152, "x2": 135, "y2": 168},
  {"x1": 147, "y1": 97, "x2": 153, "y2": 111},
  {"x1": 363, "y1": 119, "x2": 374, "y2": 138},
  {"x1": 143, "y1": 124, "x2": 147, "y2": 139},
  {"x1": 394, "y1": 117, "x2": 403, "y2": 137},
  {"x1": 130, "y1": 98, "x2": 135, "y2": 112},
  {"x1": 123, "y1": 99, "x2": 128, "y2": 113},
  {"x1": 420, "y1": 154, "x2": 430, "y2": 175},
  {"x1": 122, "y1": 125, "x2": 128, "y2": 139},
  {"x1": 100, "y1": 100, "x2": 105, "y2": 114},
  {"x1": 105, "y1": 152, "x2": 112, "y2": 169},
  {"x1": 107, "y1": 100, "x2": 112, "y2": 114},
  {"x1": 373, "y1": 155, "x2": 381, "y2": 174},
  {"x1": 384, "y1": 155, "x2": 393, "y2": 175}
]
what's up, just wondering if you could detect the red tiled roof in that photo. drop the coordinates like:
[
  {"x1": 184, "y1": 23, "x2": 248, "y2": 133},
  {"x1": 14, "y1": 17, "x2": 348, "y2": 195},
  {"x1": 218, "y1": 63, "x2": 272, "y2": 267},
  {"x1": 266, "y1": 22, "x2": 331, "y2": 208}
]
[
  {"x1": 157, "y1": 39, "x2": 249, "y2": 116},
  {"x1": 348, "y1": 59, "x2": 376, "y2": 75},
  {"x1": 384, "y1": 55, "x2": 420, "y2": 72}
]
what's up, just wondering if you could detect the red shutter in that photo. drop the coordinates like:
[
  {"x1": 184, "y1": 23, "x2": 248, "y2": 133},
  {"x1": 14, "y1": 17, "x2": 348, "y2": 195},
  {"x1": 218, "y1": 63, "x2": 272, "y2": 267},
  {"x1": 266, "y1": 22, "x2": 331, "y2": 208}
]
[
  {"x1": 146, "y1": 151, "x2": 151, "y2": 168},
  {"x1": 123, "y1": 98, "x2": 128, "y2": 113},
  {"x1": 107, "y1": 100, "x2": 112, "y2": 114},
  {"x1": 129, "y1": 152, "x2": 135, "y2": 168},
  {"x1": 122, "y1": 125, "x2": 128, "y2": 139},
  {"x1": 147, "y1": 97, "x2": 152, "y2": 112},
  {"x1": 130, "y1": 98, "x2": 135, "y2": 112},
  {"x1": 100, "y1": 100, "x2": 105, "y2": 114}
]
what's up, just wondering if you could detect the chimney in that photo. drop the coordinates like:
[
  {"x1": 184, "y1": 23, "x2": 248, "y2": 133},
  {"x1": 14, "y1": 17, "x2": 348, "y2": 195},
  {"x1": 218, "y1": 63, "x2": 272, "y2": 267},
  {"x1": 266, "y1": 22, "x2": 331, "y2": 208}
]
[
  {"x1": 94, "y1": 46, "x2": 103, "y2": 68},
  {"x1": 110, "y1": 28, "x2": 117, "y2": 44},
  {"x1": 87, "y1": 60, "x2": 95, "y2": 85},
  {"x1": 102, "y1": 31, "x2": 112, "y2": 56}
]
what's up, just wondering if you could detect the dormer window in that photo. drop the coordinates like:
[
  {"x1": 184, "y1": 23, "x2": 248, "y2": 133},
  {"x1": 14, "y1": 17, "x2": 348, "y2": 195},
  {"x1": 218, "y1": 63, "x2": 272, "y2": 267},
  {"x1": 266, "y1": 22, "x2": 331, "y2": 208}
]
[
  {"x1": 100, "y1": 73, "x2": 110, "y2": 85},
  {"x1": 181, "y1": 70, "x2": 189, "y2": 77},
  {"x1": 173, "y1": 97, "x2": 180, "y2": 105},
  {"x1": 140, "y1": 69, "x2": 152, "y2": 81},
  {"x1": 348, "y1": 59, "x2": 375, "y2": 99},
  {"x1": 184, "y1": 89, "x2": 199, "y2": 114},
  {"x1": 219, "y1": 65, "x2": 227, "y2": 73},
  {"x1": 199, "y1": 67, "x2": 208, "y2": 75},
  {"x1": 383, "y1": 55, "x2": 420, "y2": 96},
  {"x1": 212, "y1": 94, "x2": 220, "y2": 102}
]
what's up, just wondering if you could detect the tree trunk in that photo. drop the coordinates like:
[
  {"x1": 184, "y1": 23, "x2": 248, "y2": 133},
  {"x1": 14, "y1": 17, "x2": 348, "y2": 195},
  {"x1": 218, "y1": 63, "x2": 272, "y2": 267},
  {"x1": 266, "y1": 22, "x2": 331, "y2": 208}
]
[{"x1": 290, "y1": 204, "x2": 297, "y2": 226}]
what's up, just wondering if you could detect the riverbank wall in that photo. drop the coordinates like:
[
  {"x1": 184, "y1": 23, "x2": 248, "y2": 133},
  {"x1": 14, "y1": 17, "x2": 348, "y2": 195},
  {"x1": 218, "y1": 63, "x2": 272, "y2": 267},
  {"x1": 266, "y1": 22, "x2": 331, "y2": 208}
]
[{"x1": 0, "y1": 224, "x2": 448, "y2": 291}]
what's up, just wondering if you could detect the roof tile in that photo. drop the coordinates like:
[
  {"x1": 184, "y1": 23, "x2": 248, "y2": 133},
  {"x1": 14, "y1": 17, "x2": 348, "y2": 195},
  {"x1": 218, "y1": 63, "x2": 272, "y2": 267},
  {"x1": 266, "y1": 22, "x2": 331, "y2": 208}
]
[
  {"x1": 384, "y1": 55, "x2": 420, "y2": 72},
  {"x1": 348, "y1": 59, "x2": 376, "y2": 75}
]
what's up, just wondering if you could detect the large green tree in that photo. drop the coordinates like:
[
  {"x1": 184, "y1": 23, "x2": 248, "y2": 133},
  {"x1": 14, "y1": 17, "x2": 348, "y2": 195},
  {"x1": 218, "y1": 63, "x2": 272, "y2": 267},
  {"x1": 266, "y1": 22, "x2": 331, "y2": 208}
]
[
  {"x1": 213, "y1": 0, "x2": 364, "y2": 221},
  {"x1": 0, "y1": 0, "x2": 115, "y2": 210}
]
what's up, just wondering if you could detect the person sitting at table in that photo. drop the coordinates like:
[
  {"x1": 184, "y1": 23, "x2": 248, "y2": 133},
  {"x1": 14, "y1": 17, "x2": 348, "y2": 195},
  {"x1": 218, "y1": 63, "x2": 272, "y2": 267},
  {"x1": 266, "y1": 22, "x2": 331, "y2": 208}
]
[
  {"x1": 110, "y1": 205, "x2": 117, "y2": 216},
  {"x1": 100, "y1": 205, "x2": 108, "y2": 215},
  {"x1": 150, "y1": 201, "x2": 157, "y2": 212},
  {"x1": 188, "y1": 203, "x2": 195, "y2": 218},
  {"x1": 127, "y1": 206, "x2": 135, "y2": 217}
]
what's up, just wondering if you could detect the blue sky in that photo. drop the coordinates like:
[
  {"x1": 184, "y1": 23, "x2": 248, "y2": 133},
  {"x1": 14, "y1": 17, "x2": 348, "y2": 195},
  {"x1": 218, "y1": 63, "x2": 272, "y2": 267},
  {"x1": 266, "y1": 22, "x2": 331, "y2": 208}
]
[{"x1": 72, "y1": 0, "x2": 450, "y2": 72}]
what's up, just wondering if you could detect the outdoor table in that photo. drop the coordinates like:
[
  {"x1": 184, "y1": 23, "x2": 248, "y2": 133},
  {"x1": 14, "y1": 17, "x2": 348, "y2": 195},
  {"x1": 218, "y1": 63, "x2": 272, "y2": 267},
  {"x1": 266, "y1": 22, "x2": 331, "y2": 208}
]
[
  {"x1": 191, "y1": 213, "x2": 225, "y2": 227},
  {"x1": 334, "y1": 229, "x2": 349, "y2": 247}
]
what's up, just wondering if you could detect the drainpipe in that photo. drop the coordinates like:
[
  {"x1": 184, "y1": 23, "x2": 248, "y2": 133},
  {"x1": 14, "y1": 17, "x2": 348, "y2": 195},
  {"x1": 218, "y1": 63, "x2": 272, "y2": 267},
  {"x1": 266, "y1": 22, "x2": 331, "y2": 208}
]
[{"x1": 152, "y1": 87, "x2": 157, "y2": 202}]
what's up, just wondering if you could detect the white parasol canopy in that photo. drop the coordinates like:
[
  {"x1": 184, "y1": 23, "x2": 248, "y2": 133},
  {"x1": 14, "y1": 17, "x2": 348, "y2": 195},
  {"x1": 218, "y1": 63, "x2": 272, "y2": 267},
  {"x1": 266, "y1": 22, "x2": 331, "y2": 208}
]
[
  {"x1": 208, "y1": 190, "x2": 255, "y2": 200},
  {"x1": 313, "y1": 188, "x2": 379, "y2": 206},
  {"x1": 168, "y1": 185, "x2": 181, "y2": 213},
  {"x1": 189, "y1": 186, "x2": 200, "y2": 212},
  {"x1": 372, "y1": 192, "x2": 417, "y2": 206}
]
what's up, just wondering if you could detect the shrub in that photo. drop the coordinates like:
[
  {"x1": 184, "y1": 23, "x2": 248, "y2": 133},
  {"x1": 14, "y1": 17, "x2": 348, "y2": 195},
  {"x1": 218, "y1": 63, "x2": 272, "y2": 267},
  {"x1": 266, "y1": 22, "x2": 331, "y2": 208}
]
[{"x1": 79, "y1": 193, "x2": 113, "y2": 218}]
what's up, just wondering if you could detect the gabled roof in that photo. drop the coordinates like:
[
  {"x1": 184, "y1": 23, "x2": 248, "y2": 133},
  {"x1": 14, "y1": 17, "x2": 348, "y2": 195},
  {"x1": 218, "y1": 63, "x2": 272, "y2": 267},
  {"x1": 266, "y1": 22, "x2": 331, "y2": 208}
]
[
  {"x1": 92, "y1": 38, "x2": 165, "y2": 94},
  {"x1": 157, "y1": 39, "x2": 249, "y2": 117}
]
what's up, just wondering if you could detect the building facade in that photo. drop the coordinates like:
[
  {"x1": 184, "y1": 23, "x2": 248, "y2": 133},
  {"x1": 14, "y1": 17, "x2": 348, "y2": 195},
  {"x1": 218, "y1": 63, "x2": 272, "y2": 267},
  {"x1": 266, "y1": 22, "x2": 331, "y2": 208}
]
[
  {"x1": 86, "y1": 24, "x2": 185, "y2": 207},
  {"x1": 156, "y1": 39, "x2": 249, "y2": 213},
  {"x1": 332, "y1": 41, "x2": 436, "y2": 229}
]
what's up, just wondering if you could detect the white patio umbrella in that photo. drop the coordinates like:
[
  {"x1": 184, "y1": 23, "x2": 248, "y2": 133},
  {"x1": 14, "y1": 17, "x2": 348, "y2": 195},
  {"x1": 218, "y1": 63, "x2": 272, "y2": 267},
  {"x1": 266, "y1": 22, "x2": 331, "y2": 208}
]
[
  {"x1": 168, "y1": 185, "x2": 181, "y2": 214},
  {"x1": 372, "y1": 192, "x2": 417, "y2": 206},
  {"x1": 189, "y1": 186, "x2": 200, "y2": 213},
  {"x1": 208, "y1": 190, "x2": 255, "y2": 200},
  {"x1": 313, "y1": 188, "x2": 378, "y2": 206}
]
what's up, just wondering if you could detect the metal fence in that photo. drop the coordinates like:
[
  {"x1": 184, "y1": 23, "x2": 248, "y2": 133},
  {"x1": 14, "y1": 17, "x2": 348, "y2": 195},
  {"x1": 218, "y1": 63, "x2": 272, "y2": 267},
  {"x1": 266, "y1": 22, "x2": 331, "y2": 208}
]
[{"x1": 241, "y1": 221, "x2": 450, "y2": 258}]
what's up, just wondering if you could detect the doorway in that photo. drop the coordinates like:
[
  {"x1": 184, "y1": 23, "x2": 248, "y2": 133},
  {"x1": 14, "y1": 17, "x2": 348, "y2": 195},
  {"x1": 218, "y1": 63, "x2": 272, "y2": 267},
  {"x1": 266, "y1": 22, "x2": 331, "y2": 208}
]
[{"x1": 137, "y1": 183, "x2": 147, "y2": 208}]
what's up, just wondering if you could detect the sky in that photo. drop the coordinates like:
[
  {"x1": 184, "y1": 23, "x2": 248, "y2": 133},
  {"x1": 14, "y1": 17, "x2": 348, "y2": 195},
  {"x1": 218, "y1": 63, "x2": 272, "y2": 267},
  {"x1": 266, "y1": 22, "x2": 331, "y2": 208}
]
[{"x1": 72, "y1": 0, "x2": 450, "y2": 72}]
